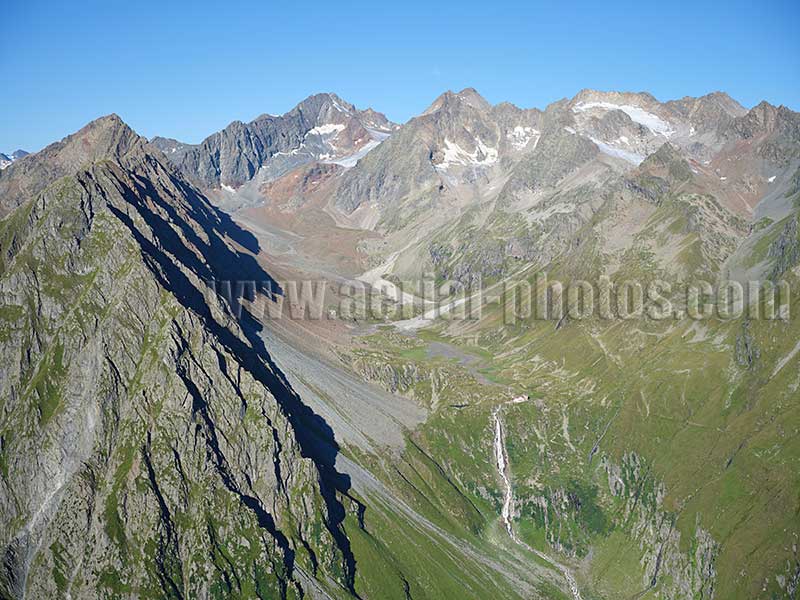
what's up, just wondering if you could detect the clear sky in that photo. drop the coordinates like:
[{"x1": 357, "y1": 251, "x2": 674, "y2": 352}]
[{"x1": 1, "y1": 0, "x2": 798, "y2": 152}]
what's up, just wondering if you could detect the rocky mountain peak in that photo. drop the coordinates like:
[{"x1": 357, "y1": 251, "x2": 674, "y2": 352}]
[
  {"x1": 290, "y1": 92, "x2": 356, "y2": 120},
  {"x1": 0, "y1": 113, "x2": 146, "y2": 215},
  {"x1": 67, "y1": 112, "x2": 144, "y2": 159},
  {"x1": 0, "y1": 152, "x2": 21, "y2": 170},
  {"x1": 423, "y1": 87, "x2": 492, "y2": 116},
  {"x1": 156, "y1": 93, "x2": 397, "y2": 189},
  {"x1": 663, "y1": 91, "x2": 747, "y2": 135},
  {"x1": 728, "y1": 101, "x2": 800, "y2": 139},
  {"x1": 571, "y1": 88, "x2": 659, "y2": 109},
  {"x1": 700, "y1": 91, "x2": 747, "y2": 115},
  {"x1": 455, "y1": 87, "x2": 492, "y2": 110}
]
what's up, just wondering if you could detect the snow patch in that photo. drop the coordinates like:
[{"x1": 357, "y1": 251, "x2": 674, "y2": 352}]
[
  {"x1": 768, "y1": 175, "x2": 777, "y2": 183},
  {"x1": 436, "y1": 137, "x2": 498, "y2": 170},
  {"x1": 330, "y1": 98, "x2": 351, "y2": 114},
  {"x1": 590, "y1": 137, "x2": 645, "y2": 165},
  {"x1": 275, "y1": 143, "x2": 308, "y2": 157},
  {"x1": 221, "y1": 183, "x2": 237, "y2": 193},
  {"x1": 573, "y1": 101, "x2": 674, "y2": 138},
  {"x1": 0, "y1": 151, "x2": 23, "y2": 170},
  {"x1": 325, "y1": 139, "x2": 382, "y2": 168},
  {"x1": 306, "y1": 123, "x2": 346, "y2": 137},
  {"x1": 506, "y1": 126, "x2": 540, "y2": 150}
]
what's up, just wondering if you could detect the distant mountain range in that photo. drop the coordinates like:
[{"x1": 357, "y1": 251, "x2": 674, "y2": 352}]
[
  {"x1": 153, "y1": 87, "x2": 796, "y2": 287},
  {"x1": 151, "y1": 92, "x2": 397, "y2": 191},
  {"x1": 0, "y1": 150, "x2": 28, "y2": 170}
]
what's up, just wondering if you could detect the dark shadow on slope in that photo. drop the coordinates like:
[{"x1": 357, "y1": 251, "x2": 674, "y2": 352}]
[
  {"x1": 126, "y1": 158, "x2": 282, "y2": 300},
  {"x1": 97, "y1": 164, "x2": 359, "y2": 595}
]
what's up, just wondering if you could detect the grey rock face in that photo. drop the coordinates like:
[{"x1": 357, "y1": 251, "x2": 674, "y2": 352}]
[
  {"x1": 727, "y1": 101, "x2": 800, "y2": 140},
  {"x1": 331, "y1": 87, "x2": 542, "y2": 220},
  {"x1": 734, "y1": 320, "x2": 761, "y2": 368},
  {"x1": 600, "y1": 454, "x2": 719, "y2": 600},
  {"x1": 768, "y1": 211, "x2": 800, "y2": 279},
  {"x1": 0, "y1": 117, "x2": 357, "y2": 598},
  {"x1": 0, "y1": 115, "x2": 139, "y2": 216},
  {"x1": 160, "y1": 93, "x2": 396, "y2": 189},
  {"x1": 149, "y1": 136, "x2": 190, "y2": 162}
]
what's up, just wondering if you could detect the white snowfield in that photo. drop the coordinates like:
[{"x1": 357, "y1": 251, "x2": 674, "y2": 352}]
[
  {"x1": 322, "y1": 128, "x2": 391, "y2": 169},
  {"x1": 306, "y1": 123, "x2": 346, "y2": 137},
  {"x1": 506, "y1": 126, "x2": 540, "y2": 150},
  {"x1": 274, "y1": 142, "x2": 308, "y2": 158},
  {"x1": 573, "y1": 101, "x2": 675, "y2": 138},
  {"x1": 436, "y1": 137, "x2": 499, "y2": 170},
  {"x1": 589, "y1": 137, "x2": 645, "y2": 165},
  {"x1": 325, "y1": 139, "x2": 382, "y2": 168},
  {"x1": 0, "y1": 152, "x2": 20, "y2": 170},
  {"x1": 330, "y1": 98, "x2": 351, "y2": 114}
]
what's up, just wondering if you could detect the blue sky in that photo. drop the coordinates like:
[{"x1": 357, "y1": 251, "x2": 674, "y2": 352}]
[{"x1": 1, "y1": 0, "x2": 798, "y2": 152}]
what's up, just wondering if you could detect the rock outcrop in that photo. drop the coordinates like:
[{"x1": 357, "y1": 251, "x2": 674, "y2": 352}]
[
  {"x1": 0, "y1": 116, "x2": 357, "y2": 598},
  {"x1": 157, "y1": 93, "x2": 396, "y2": 190}
]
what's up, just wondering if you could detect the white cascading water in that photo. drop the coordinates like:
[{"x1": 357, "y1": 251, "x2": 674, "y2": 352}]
[
  {"x1": 493, "y1": 409, "x2": 515, "y2": 539},
  {"x1": 493, "y1": 395, "x2": 583, "y2": 600}
]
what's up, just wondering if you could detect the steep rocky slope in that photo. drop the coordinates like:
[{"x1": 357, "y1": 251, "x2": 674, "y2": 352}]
[
  {"x1": 316, "y1": 89, "x2": 798, "y2": 288},
  {"x1": 0, "y1": 116, "x2": 359, "y2": 598},
  {"x1": 330, "y1": 88, "x2": 542, "y2": 229},
  {"x1": 153, "y1": 93, "x2": 396, "y2": 190}
]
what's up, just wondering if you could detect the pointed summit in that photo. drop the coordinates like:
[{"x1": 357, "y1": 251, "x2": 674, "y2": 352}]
[
  {"x1": 455, "y1": 87, "x2": 492, "y2": 110},
  {"x1": 664, "y1": 91, "x2": 747, "y2": 132},
  {"x1": 69, "y1": 113, "x2": 143, "y2": 159},
  {"x1": 290, "y1": 92, "x2": 356, "y2": 118},
  {"x1": 161, "y1": 93, "x2": 396, "y2": 189},
  {"x1": 729, "y1": 100, "x2": 800, "y2": 139},
  {"x1": 0, "y1": 113, "x2": 145, "y2": 215},
  {"x1": 422, "y1": 87, "x2": 491, "y2": 115}
]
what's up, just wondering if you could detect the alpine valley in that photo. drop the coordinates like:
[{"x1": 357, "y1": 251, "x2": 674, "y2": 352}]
[{"x1": 1, "y1": 87, "x2": 799, "y2": 600}]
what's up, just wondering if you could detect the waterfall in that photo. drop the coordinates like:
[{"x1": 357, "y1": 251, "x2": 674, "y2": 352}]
[{"x1": 492, "y1": 396, "x2": 583, "y2": 600}]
